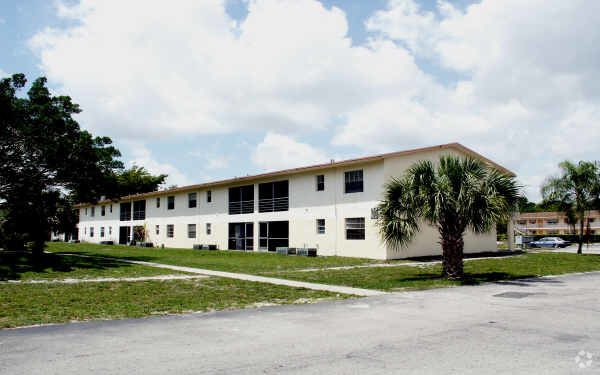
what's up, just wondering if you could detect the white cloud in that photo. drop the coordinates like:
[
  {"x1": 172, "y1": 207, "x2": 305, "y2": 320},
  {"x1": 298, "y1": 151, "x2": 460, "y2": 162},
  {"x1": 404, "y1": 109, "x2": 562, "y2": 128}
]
[
  {"x1": 124, "y1": 141, "x2": 191, "y2": 187},
  {"x1": 0, "y1": 68, "x2": 8, "y2": 78},
  {"x1": 29, "y1": 0, "x2": 425, "y2": 140},
  {"x1": 188, "y1": 151, "x2": 230, "y2": 170},
  {"x1": 28, "y1": 0, "x2": 600, "y2": 201},
  {"x1": 252, "y1": 132, "x2": 328, "y2": 171}
]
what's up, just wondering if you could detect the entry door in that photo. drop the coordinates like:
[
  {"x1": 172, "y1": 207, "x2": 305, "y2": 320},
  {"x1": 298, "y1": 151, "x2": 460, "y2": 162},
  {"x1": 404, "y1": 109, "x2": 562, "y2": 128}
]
[
  {"x1": 119, "y1": 226, "x2": 131, "y2": 245},
  {"x1": 228, "y1": 223, "x2": 254, "y2": 250}
]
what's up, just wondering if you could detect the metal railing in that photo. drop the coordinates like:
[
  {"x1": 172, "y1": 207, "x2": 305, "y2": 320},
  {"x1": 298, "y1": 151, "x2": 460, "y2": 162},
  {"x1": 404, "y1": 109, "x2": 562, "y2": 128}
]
[
  {"x1": 228, "y1": 200, "x2": 254, "y2": 215},
  {"x1": 258, "y1": 197, "x2": 289, "y2": 213}
]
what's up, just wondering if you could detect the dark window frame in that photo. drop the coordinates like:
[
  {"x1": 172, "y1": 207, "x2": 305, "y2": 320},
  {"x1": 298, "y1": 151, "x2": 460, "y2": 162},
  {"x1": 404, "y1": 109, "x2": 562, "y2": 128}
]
[
  {"x1": 188, "y1": 224, "x2": 196, "y2": 239},
  {"x1": 167, "y1": 224, "x2": 174, "y2": 238},
  {"x1": 188, "y1": 193, "x2": 197, "y2": 208},
  {"x1": 345, "y1": 217, "x2": 365, "y2": 240},
  {"x1": 316, "y1": 175, "x2": 325, "y2": 191},
  {"x1": 167, "y1": 196, "x2": 175, "y2": 210},
  {"x1": 133, "y1": 200, "x2": 146, "y2": 220},
  {"x1": 317, "y1": 219, "x2": 325, "y2": 234},
  {"x1": 207, "y1": 190, "x2": 212, "y2": 203},
  {"x1": 101, "y1": 206, "x2": 106, "y2": 216},
  {"x1": 344, "y1": 170, "x2": 364, "y2": 194}
]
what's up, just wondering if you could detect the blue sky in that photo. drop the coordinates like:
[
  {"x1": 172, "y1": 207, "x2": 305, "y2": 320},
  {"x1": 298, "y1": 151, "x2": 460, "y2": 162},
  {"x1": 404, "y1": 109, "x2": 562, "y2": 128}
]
[{"x1": 2, "y1": 0, "x2": 599, "y2": 201}]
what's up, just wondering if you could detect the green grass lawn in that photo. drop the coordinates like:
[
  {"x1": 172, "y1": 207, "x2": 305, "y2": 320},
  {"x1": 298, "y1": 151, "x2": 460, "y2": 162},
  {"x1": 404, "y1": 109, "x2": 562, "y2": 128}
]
[
  {"x1": 0, "y1": 251, "x2": 188, "y2": 281},
  {"x1": 46, "y1": 242, "x2": 376, "y2": 273},
  {"x1": 270, "y1": 253, "x2": 600, "y2": 291},
  {"x1": 0, "y1": 277, "x2": 346, "y2": 328}
]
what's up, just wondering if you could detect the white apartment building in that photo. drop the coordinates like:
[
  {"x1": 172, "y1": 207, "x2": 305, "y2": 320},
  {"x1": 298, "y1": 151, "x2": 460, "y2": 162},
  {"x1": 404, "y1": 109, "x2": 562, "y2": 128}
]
[
  {"x1": 72, "y1": 143, "x2": 513, "y2": 260},
  {"x1": 514, "y1": 211, "x2": 600, "y2": 235}
]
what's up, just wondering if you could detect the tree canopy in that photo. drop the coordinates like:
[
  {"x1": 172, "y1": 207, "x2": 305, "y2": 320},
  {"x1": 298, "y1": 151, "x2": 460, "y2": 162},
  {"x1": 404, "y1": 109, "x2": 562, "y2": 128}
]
[
  {"x1": 0, "y1": 74, "x2": 169, "y2": 254},
  {"x1": 376, "y1": 156, "x2": 520, "y2": 279},
  {"x1": 541, "y1": 160, "x2": 600, "y2": 253}
]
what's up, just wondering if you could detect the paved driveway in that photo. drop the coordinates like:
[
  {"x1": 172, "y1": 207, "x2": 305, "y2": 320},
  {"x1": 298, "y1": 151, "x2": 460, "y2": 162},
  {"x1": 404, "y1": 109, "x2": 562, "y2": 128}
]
[{"x1": 2, "y1": 272, "x2": 600, "y2": 374}]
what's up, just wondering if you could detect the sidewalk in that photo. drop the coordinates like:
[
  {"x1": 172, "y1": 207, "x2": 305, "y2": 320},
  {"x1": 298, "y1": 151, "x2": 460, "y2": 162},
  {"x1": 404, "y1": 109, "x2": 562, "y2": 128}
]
[{"x1": 61, "y1": 253, "x2": 386, "y2": 297}]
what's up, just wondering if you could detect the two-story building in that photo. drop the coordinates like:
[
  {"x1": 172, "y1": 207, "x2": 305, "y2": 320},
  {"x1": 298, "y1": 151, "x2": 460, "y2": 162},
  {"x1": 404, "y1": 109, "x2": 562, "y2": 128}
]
[
  {"x1": 514, "y1": 211, "x2": 600, "y2": 235},
  {"x1": 71, "y1": 143, "x2": 513, "y2": 260}
]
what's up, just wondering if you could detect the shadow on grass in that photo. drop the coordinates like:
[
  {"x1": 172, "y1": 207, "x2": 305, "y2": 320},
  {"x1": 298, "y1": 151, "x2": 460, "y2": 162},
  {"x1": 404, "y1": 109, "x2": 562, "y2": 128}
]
[
  {"x1": 0, "y1": 251, "x2": 139, "y2": 281},
  {"x1": 52, "y1": 251, "x2": 158, "y2": 263}
]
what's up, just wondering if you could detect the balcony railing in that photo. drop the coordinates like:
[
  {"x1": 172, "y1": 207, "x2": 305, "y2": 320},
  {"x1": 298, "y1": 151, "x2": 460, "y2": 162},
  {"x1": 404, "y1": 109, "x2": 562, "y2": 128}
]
[
  {"x1": 229, "y1": 200, "x2": 254, "y2": 215},
  {"x1": 259, "y1": 197, "x2": 289, "y2": 213}
]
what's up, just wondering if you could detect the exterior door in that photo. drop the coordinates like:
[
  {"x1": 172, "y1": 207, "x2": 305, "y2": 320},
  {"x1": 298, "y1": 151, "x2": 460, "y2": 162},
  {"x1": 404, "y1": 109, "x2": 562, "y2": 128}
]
[{"x1": 119, "y1": 226, "x2": 131, "y2": 245}]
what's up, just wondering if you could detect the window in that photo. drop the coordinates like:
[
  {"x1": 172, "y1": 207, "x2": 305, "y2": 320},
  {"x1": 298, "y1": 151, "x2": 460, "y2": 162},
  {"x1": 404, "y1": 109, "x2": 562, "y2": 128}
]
[
  {"x1": 133, "y1": 200, "x2": 146, "y2": 220},
  {"x1": 101, "y1": 206, "x2": 106, "y2": 216},
  {"x1": 590, "y1": 218, "x2": 596, "y2": 223},
  {"x1": 155, "y1": 225, "x2": 160, "y2": 235},
  {"x1": 156, "y1": 197, "x2": 160, "y2": 208},
  {"x1": 529, "y1": 219, "x2": 536, "y2": 224},
  {"x1": 316, "y1": 219, "x2": 325, "y2": 234},
  {"x1": 316, "y1": 175, "x2": 325, "y2": 191},
  {"x1": 100, "y1": 227, "x2": 105, "y2": 237},
  {"x1": 85, "y1": 208, "x2": 88, "y2": 215},
  {"x1": 90, "y1": 227, "x2": 94, "y2": 237},
  {"x1": 188, "y1": 224, "x2": 196, "y2": 239},
  {"x1": 546, "y1": 219, "x2": 558, "y2": 225},
  {"x1": 207, "y1": 190, "x2": 212, "y2": 203},
  {"x1": 258, "y1": 180, "x2": 289, "y2": 212},
  {"x1": 345, "y1": 218, "x2": 365, "y2": 240},
  {"x1": 109, "y1": 227, "x2": 112, "y2": 235},
  {"x1": 110, "y1": 205, "x2": 113, "y2": 213},
  {"x1": 206, "y1": 223, "x2": 211, "y2": 235},
  {"x1": 167, "y1": 224, "x2": 174, "y2": 238},
  {"x1": 85, "y1": 227, "x2": 87, "y2": 234},
  {"x1": 517, "y1": 220, "x2": 526, "y2": 225},
  {"x1": 228, "y1": 185, "x2": 254, "y2": 215},
  {"x1": 188, "y1": 193, "x2": 197, "y2": 208},
  {"x1": 91, "y1": 207, "x2": 95, "y2": 217},
  {"x1": 168, "y1": 196, "x2": 175, "y2": 210},
  {"x1": 344, "y1": 170, "x2": 363, "y2": 193},
  {"x1": 120, "y1": 202, "x2": 131, "y2": 221}
]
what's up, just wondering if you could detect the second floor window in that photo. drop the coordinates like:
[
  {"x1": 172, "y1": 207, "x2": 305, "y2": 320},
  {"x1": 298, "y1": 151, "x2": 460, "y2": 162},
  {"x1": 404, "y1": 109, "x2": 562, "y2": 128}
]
[
  {"x1": 168, "y1": 196, "x2": 175, "y2": 210},
  {"x1": 316, "y1": 175, "x2": 325, "y2": 191},
  {"x1": 259, "y1": 180, "x2": 289, "y2": 212},
  {"x1": 207, "y1": 190, "x2": 212, "y2": 203},
  {"x1": 156, "y1": 197, "x2": 160, "y2": 208},
  {"x1": 101, "y1": 206, "x2": 105, "y2": 216},
  {"x1": 133, "y1": 200, "x2": 146, "y2": 220},
  {"x1": 188, "y1": 193, "x2": 197, "y2": 208},
  {"x1": 91, "y1": 207, "x2": 95, "y2": 217},
  {"x1": 120, "y1": 202, "x2": 131, "y2": 221},
  {"x1": 344, "y1": 170, "x2": 363, "y2": 193},
  {"x1": 229, "y1": 185, "x2": 254, "y2": 215}
]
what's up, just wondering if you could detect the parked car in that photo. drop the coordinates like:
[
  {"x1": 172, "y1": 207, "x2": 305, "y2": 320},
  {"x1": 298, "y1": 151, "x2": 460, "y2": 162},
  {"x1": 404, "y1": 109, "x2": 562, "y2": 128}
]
[{"x1": 530, "y1": 237, "x2": 571, "y2": 248}]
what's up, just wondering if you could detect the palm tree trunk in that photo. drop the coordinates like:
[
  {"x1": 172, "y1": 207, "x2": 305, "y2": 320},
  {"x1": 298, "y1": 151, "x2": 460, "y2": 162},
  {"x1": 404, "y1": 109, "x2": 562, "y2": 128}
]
[
  {"x1": 578, "y1": 211, "x2": 584, "y2": 254},
  {"x1": 441, "y1": 231, "x2": 464, "y2": 280}
]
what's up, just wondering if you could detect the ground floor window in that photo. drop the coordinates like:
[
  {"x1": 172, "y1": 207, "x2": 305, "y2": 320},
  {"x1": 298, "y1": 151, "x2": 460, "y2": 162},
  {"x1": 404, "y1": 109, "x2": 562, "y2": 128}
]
[
  {"x1": 206, "y1": 223, "x2": 211, "y2": 235},
  {"x1": 345, "y1": 218, "x2": 365, "y2": 240},
  {"x1": 228, "y1": 222, "x2": 253, "y2": 250},
  {"x1": 100, "y1": 227, "x2": 105, "y2": 237},
  {"x1": 167, "y1": 224, "x2": 174, "y2": 238},
  {"x1": 155, "y1": 225, "x2": 160, "y2": 235},
  {"x1": 188, "y1": 224, "x2": 196, "y2": 239},
  {"x1": 90, "y1": 227, "x2": 94, "y2": 237},
  {"x1": 316, "y1": 219, "x2": 325, "y2": 234},
  {"x1": 109, "y1": 227, "x2": 112, "y2": 235},
  {"x1": 259, "y1": 221, "x2": 289, "y2": 251}
]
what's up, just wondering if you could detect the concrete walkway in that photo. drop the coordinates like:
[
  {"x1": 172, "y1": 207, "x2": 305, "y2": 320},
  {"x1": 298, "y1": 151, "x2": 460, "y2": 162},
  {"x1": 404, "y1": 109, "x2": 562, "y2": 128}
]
[
  {"x1": 3, "y1": 274, "x2": 207, "y2": 284},
  {"x1": 61, "y1": 253, "x2": 386, "y2": 297}
]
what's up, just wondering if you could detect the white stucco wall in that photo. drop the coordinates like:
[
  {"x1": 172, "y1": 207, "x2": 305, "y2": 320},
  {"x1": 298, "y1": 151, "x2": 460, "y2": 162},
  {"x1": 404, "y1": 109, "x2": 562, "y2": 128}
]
[{"x1": 76, "y1": 145, "x2": 499, "y2": 260}]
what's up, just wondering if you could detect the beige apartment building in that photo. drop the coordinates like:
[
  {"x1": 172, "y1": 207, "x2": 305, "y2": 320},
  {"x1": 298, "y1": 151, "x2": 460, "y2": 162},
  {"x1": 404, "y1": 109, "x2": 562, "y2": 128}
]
[{"x1": 514, "y1": 211, "x2": 600, "y2": 235}]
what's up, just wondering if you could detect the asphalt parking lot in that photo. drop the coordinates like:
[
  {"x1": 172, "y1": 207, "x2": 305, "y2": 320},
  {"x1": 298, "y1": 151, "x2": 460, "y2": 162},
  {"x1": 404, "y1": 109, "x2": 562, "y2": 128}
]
[{"x1": 2, "y1": 271, "x2": 599, "y2": 374}]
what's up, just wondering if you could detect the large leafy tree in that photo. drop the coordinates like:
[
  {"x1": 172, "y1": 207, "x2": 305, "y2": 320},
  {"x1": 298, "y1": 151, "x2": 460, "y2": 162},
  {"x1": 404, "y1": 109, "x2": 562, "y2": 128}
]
[
  {"x1": 115, "y1": 165, "x2": 167, "y2": 196},
  {"x1": 541, "y1": 161, "x2": 600, "y2": 254},
  {"x1": 0, "y1": 74, "x2": 123, "y2": 255},
  {"x1": 376, "y1": 156, "x2": 520, "y2": 280}
]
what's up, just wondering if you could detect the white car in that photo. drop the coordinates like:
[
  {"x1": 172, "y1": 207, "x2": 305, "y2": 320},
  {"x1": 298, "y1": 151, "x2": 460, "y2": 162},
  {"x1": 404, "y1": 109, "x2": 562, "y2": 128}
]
[{"x1": 530, "y1": 237, "x2": 571, "y2": 248}]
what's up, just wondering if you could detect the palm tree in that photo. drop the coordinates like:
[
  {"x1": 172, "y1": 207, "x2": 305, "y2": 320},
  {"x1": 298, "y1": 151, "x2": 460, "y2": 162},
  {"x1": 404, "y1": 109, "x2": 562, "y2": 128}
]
[
  {"x1": 541, "y1": 161, "x2": 600, "y2": 254},
  {"x1": 376, "y1": 156, "x2": 520, "y2": 280}
]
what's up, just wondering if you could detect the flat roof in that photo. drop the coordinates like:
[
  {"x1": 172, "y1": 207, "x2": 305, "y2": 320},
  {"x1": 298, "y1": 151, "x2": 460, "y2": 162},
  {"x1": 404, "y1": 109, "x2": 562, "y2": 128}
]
[{"x1": 74, "y1": 142, "x2": 515, "y2": 208}]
